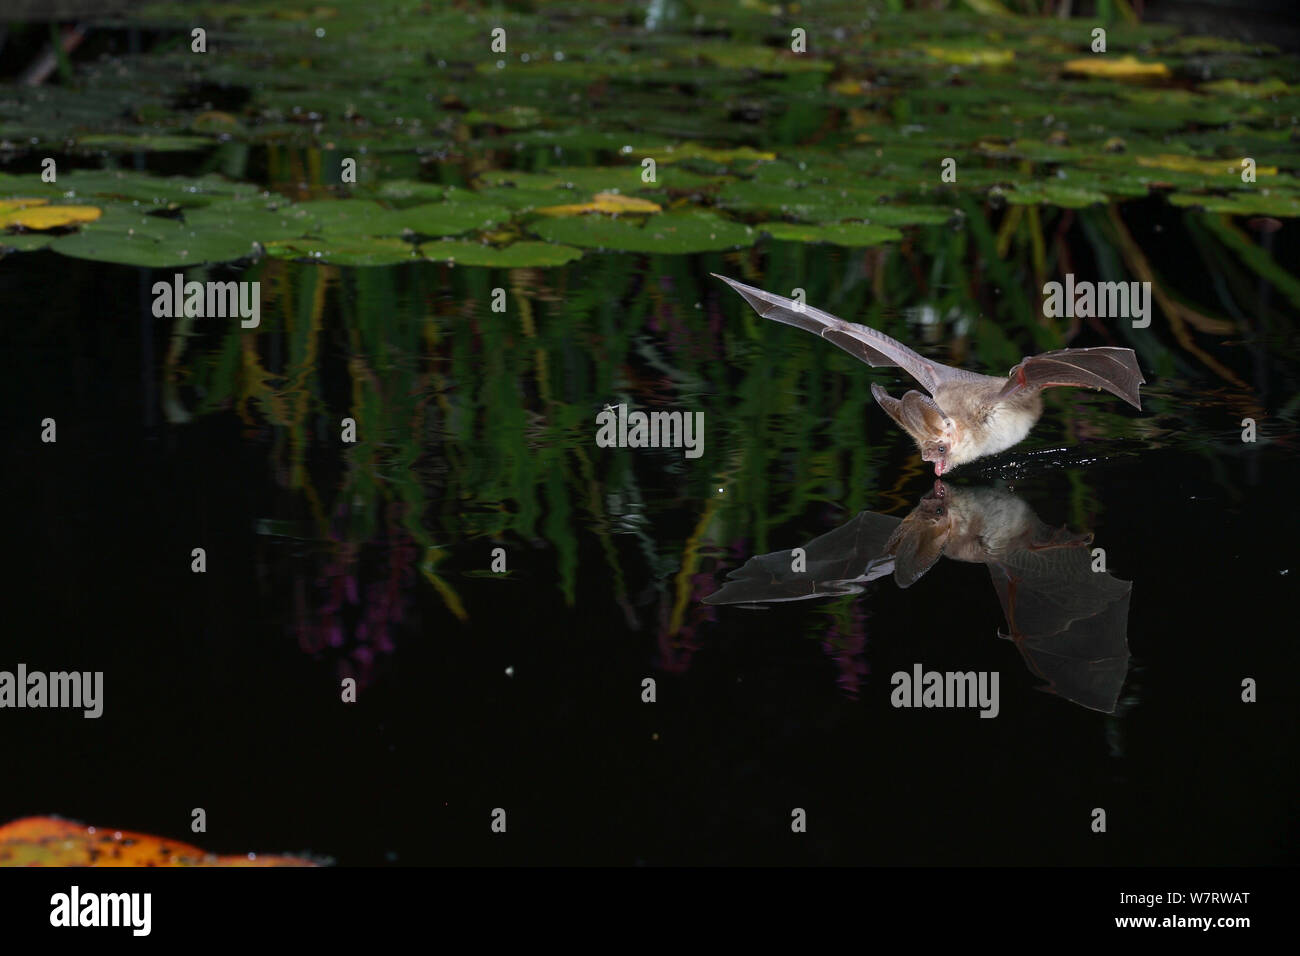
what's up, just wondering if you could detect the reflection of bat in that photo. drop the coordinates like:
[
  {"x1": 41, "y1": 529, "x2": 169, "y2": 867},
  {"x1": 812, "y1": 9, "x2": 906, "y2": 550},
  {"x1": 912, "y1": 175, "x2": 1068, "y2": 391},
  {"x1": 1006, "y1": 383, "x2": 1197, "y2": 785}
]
[
  {"x1": 713, "y1": 275, "x2": 1144, "y2": 475},
  {"x1": 704, "y1": 481, "x2": 1132, "y2": 713}
]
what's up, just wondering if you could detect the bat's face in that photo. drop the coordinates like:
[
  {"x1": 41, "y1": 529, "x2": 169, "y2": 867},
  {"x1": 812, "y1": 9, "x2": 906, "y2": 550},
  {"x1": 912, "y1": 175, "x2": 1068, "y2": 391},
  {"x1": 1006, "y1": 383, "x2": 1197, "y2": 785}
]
[
  {"x1": 920, "y1": 438, "x2": 949, "y2": 475},
  {"x1": 883, "y1": 480, "x2": 955, "y2": 587},
  {"x1": 919, "y1": 426, "x2": 965, "y2": 475},
  {"x1": 917, "y1": 478, "x2": 949, "y2": 518}
]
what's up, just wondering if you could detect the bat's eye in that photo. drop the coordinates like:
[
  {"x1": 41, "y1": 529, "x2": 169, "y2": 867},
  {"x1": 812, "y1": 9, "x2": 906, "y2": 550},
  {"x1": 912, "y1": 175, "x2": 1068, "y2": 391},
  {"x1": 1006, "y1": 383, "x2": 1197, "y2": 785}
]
[{"x1": 936, "y1": 444, "x2": 947, "y2": 455}]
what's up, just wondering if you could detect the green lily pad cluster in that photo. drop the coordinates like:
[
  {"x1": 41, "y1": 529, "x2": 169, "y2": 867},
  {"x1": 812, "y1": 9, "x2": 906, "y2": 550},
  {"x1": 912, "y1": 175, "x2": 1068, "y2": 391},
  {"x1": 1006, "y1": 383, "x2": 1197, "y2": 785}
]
[{"x1": 0, "y1": 0, "x2": 1295, "y2": 267}]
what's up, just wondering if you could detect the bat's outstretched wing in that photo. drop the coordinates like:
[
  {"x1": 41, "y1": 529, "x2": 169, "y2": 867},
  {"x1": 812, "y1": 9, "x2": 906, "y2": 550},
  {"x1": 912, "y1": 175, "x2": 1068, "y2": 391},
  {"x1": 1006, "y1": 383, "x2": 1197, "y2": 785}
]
[
  {"x1": 988, "y1": 544, "x2": 1133, "y2": 713},
  {"x1": 998, "y1": 347, "x2": 1145, "y2": 410},
  {"x1": 713, "y1": 274, "x2": 985, "y2": 396},
  {"x1": 702, "y1": 511, "x2": 902, "y2": 606}
]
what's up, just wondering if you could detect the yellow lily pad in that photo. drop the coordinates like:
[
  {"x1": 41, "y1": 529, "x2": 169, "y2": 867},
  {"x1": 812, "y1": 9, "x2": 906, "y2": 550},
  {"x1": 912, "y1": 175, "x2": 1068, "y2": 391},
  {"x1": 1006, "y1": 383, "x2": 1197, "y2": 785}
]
[
  {"x1": 1136, "y1": 154, "x2": 1277, "y2": 177},
  {"x1": 534, "y1": 192, "x2": 663, "y2": 217},
  {"x1": 1064, "y1": 56, "x2": 1170, "y2": 79},
  {"x1": 924, "y1": 47, "x2": 1014, "y2": 67},
  {"x1": 0, "y1": 198, "x2": 49, "y2": 214},
  {"x1": 0, "y1": 204, "x2": 102, "y2": 230}
]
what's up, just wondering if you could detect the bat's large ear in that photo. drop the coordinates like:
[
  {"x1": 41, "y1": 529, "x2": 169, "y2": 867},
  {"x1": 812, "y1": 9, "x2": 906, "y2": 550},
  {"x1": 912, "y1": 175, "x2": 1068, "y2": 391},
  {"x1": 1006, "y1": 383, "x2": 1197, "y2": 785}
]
[
  {"x1": 883, "y1": 514, "x2": 950, "y2": 588},
  {"x1": 900, "y1": 390, "x2": 950, "y2": 437},
  {"x1": 872, "y1": 384, "x2": 921, "y2": 442}
]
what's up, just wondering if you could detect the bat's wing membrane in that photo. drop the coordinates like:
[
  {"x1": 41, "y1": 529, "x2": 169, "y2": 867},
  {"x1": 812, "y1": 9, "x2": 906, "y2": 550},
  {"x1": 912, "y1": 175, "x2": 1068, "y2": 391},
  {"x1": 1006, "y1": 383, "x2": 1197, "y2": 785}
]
[
  {"x1": 713, "y1": 274, "x2": 981, "y2": 397},
  {"x1": 999, "y1": 347, "x2": 1145, "y2": 410},
  {"x1": 988, "y1": 544, "x2": 1133, "y2": 713},
  {"x1": 702, "y1": 511, "x2": 902, "y2": 606}
]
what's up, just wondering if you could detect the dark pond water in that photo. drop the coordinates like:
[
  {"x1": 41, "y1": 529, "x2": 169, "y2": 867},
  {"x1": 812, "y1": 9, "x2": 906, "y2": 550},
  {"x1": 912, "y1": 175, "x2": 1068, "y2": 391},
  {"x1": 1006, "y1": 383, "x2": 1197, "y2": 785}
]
[
  {"x1": 2, "y1": 0, "x2": 1298, "y2": 867},
  {"x1": 4, "y1": 206, "x2": 1296, "y2": 865}
]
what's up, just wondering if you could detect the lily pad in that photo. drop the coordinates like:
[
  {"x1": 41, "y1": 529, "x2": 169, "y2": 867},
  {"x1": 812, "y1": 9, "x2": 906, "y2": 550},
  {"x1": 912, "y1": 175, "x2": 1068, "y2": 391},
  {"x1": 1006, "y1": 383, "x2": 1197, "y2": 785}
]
[
  {"x1": 364, "y1": 180, "x2": 449, "y2": 201},
  {"x1": 0, "y1": 205, "x2": 102, "y2": 229},
  {"x1": 289, "y1": 199, "x2": 512, "y2": 238},
  {"x1": 639, "y1": 143, "x2": 776, "y2": 165},
  {"x1": 923, "y1": 46, "x2": 1015, "y2": 67},
  {"x1": 420, "y1": 240, "x2": 583, "y2": 267},
  {"x1": 1000, "y1": 183, "x2": 1108, "y2": 208},
  {"x1": 851, "y1": 205, "x2": 958, "y2": 227},
  {"x1": 1063, "y1": 56, "x2": 1171, "y2": 80},
  {"x1": 533, "y1": 193, "x2": 662, "y2": 216},
  {"x1": 1199, "y1": 78, "x2": 1291, "y2": 98},
  {"x1": 53, "y1": 211, "x2": 261, "y2": 267},
  {"x1": 264, "y1": 236, "x2": 418, "y2": 266},
  {"x1": 479, "y1": 165, "x2": 715, "y2": 193},
  {"x1": 530, "y1": 211, "x2": 755, "y2": 253},
  {"x1": 75, "y1": 133, "x2": 215, "y2": 152},
  {"x1": 718, "y1": 180, "x2": 895, "y2": 222},
  {"x1": 182, "y1": 199, "x2": 321, "y2": 241},
  {"x1": 0, "y1": 198, "x2": 49, "y2": 213},
  {"x1": 758, "y1": 221, "x2": 904, "y2": 246},
  {"x1": 467, "y1": 186, "x2": 574, "y2": 211},
  {"x1": 0, "y1": 233, "x2": 53, "y2": 252},
  {"x1": 1167, "y1": 191, "x2": 1300, "y2": 217},
  {"x1": 1136, "y1": 154, "x2": 1277, "y2": 177},
  {"x1": 384, "y1": 202, "x2": 513, "y2": 236}
]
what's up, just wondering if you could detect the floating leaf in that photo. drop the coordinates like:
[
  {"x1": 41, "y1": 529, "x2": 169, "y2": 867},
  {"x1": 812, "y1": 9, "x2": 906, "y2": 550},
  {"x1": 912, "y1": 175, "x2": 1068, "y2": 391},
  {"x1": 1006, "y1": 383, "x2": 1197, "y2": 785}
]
[
  {"x1": 291, "y1": 199, "x2": 511, "y2": 237},
  {"x1": 1, "y1": 204, "x2": 102, "y2": 229},
  {"x1": 1164, "y1": 36, "x2": 1276, "y2": 55},
  {"x1": 1063, "y1": 56, "x2": 1170, "y2": 79},
  {"x1": 479, "y1": 165, "x2": 716, "y2": 193},
  {"x1": 53, "y1": 213, "x2": 260, "y2": 267},
  {"x1": 1199, "y1": 78, "x2": 1291, "y2": 98},
  {"x1": 467, "y1": 186, "x2": 572, "y2": 211},
  {"x1": 718, "y1": 180, "x2": 894, "y2": 222},
  {"x1": 264, "y1": 236, "x2": 417, "y2": 266},
  {"x1": 534, "y1": 192, "x2": 662, "y2": 216},
  {"x1": 687, "y1": 43, "x2": 834, "y2": 74},
  {"x1": 758, "y1": 221, "x2": 903, "y2": 246},
  {"x1": 76, "y1": 133, "x2": 215, "y2": 152},
  {"x1": 289, "y1": 199, "x2": 396, "y2": 235},
  {"x1": 0, "y1": 233, "x2": 53, "y2": 252},
  {"x1": 639, "y1": 143, "x2": 776, "y2": 165},
  {"x1": 384, "y1": 202, "x2": 513, "y2": 236},
  {"x1": 182, "y1": 198, "x2": 320, "y2": 241},
  {"x1": 530, "y1": 211, "x2": 754, "y2": 253},
  {"x1": 0, "y1": 198, "x2": 49, "y2": 213},
  {"x1": 464, "y1": 105, "x2": 543, "y2": 128},
  {"x1": 364, "y1": 180, "x2": 448, "y2": 202},
  {"x1": 420, "y1": 239, "x2": 583, "y2": 267},
  {"x1": 1167, "y1": 191, "x2": 1300, "y2": 217},
  {"x1": 1137, "y1": 154, "x2": 1277, "y2": 177},
  {"x1": 923, "y1": 46, "x2": 1014, "y2": 67},
  {"x1": 0, "y1": 170, "x2": 258, "y2": 209},
  {"x1": 0, "y1": 817, "x2": 318, "y2": 867},
  {"x1": 852, "y1": 205, "x2": 958, "y2": 227},
  {"x1": 1001, "y1": 183, "x2": 1108, "y2": 208}
]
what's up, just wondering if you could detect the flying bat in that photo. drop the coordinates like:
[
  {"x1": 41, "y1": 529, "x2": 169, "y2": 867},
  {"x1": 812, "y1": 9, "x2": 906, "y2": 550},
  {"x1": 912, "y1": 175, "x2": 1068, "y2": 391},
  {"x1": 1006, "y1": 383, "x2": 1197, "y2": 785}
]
[
  {"x1": 713, "y1": 275, "x2": 1145, "y2": 475},
  {"x1": 703, "y1": 481, "x2": 1132, "y2": 713}
]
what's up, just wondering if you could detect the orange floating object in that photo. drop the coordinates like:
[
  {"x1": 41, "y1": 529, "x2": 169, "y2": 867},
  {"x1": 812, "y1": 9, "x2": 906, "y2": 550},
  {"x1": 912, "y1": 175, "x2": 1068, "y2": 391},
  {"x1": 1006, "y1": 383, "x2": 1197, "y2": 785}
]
[{"x1": 0, "y1": 816, "x2": 320, "y2": 867}]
